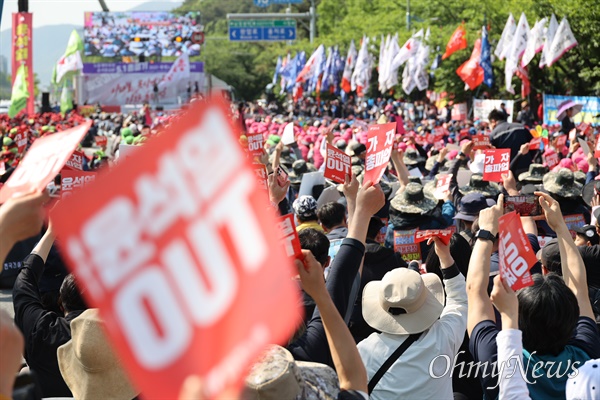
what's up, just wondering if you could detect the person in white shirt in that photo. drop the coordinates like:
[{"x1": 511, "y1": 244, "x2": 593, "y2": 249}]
[{"x1": 357, "y1": 237, "x2": 468, "y2": 400}]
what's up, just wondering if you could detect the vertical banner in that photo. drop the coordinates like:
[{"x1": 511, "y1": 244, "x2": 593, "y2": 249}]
[{"x1": 12, "y1": 13, "x2": 34, "y2": 115}]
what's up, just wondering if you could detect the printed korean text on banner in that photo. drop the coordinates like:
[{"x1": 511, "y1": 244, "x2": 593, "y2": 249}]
[
  {"x1": 414, "y1": 228, "x2": 454, "y2": 246},
  {"x1": 253, "y1": 164, "x2": 268, "y2": 191},
  {"x1": 61, "y1": 170, "x2": 96, "y2": 199},
  {"x1": 434, "y1": 174, "x2": 452, "y2": 200},
  {"x1": 14, "y1": 131, "x2": 28, "y2": 154},
  {"x1": 49, "y1": 98, "x2": 301, "y2": 399},
  {"x1": 324, "y1": 144, "x2": 351, "y2": 184},
  {"x1": 472, "y1": 134, "x2": 491, "y2": 150},
  {"x1": 12, "y1": 13, "x2": 35, "y2": 115},
  {"x1": 279, "y1": 214, "x2": 304, "y2": 260},
  {"x1": 544, "y1": 151, "x2": 559, "y2": 169},
  {"x1": 393, "y1": 229, "x2": 422, "y2": 263},
  {"x1": 0, "y1": 122, "x2": 91, "y2": 203},
  {"x1": 247, "y1": 133, "x2": 264, "y2": 157},
  {"x1": 529, "y1": 137, "x2": 542, "y2": 150},
  {"x1": 556, "y1": 134, "x2": 567, "y2": 150},
  {"x1": 442, "y1": 24, "x2": 467, "y2": 60},
  {"x1": 483, "y1": 149, "x2": 510, "y2": 182},
  {"x1": 498, "y1": 211, "x2": 537, "y2": 290},
  {"x1": 363, "y1": 122, "x2": 396, "y2": 184},
  {"x1": 473, "y1": 99, "x2": 514, "y2": 123},
  {"x1": 543, "y1": 94, "x2": 600, "y2": 126},
  {"x1": 451, "y1": 103, "x2": 468, "y2": 121},
  {"x1": 64, "y1": 150, "x2": 85, "y2": 170}
]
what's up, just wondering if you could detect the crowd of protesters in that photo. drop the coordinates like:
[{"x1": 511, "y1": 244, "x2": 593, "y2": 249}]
[{"x1": 0, "y1": 93, "x2": 599, "y2": 400}]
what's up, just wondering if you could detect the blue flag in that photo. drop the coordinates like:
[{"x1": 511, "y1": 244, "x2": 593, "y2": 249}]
[
  {"x1": 480, "y1": 26, "x2": 494, "y2": 88},
  {"x1": 272, "y1": 56, "x2": 282, "y2": 85}
]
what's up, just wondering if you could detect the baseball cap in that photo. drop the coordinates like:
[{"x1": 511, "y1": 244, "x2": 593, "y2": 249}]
[
  {"x1": 454, "y1": 193, "x2": 496, "y2": 222},
  {"x1": 537, "y1": 239, "x2": 561, "y2": 273},
  {"x1": 573, "y1": 225, "x2": 599, "y2": 245}
]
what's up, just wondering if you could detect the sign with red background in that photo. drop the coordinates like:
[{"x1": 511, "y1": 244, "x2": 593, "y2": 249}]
[
  {"x1": 498, "y1": 212, "x2": 536, "y2": 290},
  {"x1": 364, "y1": 122, "x2": 396, "y2": 184}
]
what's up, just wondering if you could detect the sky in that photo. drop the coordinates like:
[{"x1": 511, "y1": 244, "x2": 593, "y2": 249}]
[{"x1": 1, "y1": 0, "x2": 180, "y2": 30}]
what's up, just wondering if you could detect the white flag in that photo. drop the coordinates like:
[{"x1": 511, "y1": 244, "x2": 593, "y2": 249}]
[
  {"x1": 341, "y1": 40, "x2": 358, "y2": 93},
  {"x1": 391, "y1": 29, "x2": 422, "y2": 71},
  {"x1": 495, "y1": 14, "x2": 516, "y2": 60},
  {"x1": 384, "y1": 34, "x2": 401, "y2": 90},
  {"x1": 378, "y1": 34, "x2": 390, "y2": 92},
  {"x1": 521, "y1": 18, "x2": 547, "y2": 67},
  {"x1": 159, "y1": 52, "x2": 190, "y2": 88},
  {"x1": 539, "y1": 14, "x2": 558, "y2": 68},
  {"x1": 546, "y1": 17, "x2": 578, "y2": 67},
  {"x1": 414, "y1": 28, "x2": 430, "y2": 91},
  {"x1": 55, "y1": 51, "x2": 83, "y2": 85},
  {"x1": 505, "y1": 13, "x2": 529, "y2": 94},
  {"x1": 402, "y1": 58, "x2": 416, "y2": 95},
  {"x1": 351, "y1": 37, "x2": 370, "y2": 93}
]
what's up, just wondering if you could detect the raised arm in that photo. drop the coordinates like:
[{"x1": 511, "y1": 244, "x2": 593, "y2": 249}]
[
  {"x1": 466, "y1": 194, "x2": 504, "y2": 335},
  {"x1": 342, "y1": 174, "x2": 359, "y2": 227},
  {"x1": 297, "y1": 251, "x2": 368, "y2": 393},
  {"x1": 390, "y1": 148, "x2": 409, "y2": 188},
  {"x1": 536, "y1": 191, "x2": 594, "y2": 319}
]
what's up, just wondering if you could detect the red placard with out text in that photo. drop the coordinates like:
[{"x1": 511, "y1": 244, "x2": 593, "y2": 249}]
[
  {"x1": 247, "y1": 133, "x2": 264, "y2": 157},
  {"x1": 61, "y1": 169, "x2": 96, "y2": 199},
  {"x1": 324, "y1": 144, "x2": 351, "y2": 184},
  {"x1": 279, "y1": 214, "x2": 304, "y2": 260},
  {"x1": 0, "y1": 121, "x2": 91, "y2": 203},
  {"x1": 498, "y1": 211, "x2": 536, "y2": 290},
  {"x1": 472, "y1": 134, "x2": 491, "y2": 150},
  {"x1": 529, "y1": 137, "x2": 542, "y2": 150},
  {"x1": 50, "y1": 99, "x2": 301, "y2": 399},
  {"x1": 544, "y1": 151, "x2": 559, "y2": 170},
  {"x1": 364, "y1": 122, "x2": 396, "y2": 184},
  {"x1": 64, "y1": 150, "x2": 85, "y2": 171},
  {"x1": 482, "y1": 149, "x2": 510, "y2": 183}
]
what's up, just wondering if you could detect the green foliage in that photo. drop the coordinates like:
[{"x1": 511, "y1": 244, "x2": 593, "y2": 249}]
[{"x1": 177, "y1": 0, "x2": 600, "y2": 100}]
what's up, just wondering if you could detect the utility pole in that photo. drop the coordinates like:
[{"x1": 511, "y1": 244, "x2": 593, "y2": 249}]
[{"x1": 309, "y1": 0, "x2": 316, "y2": 44}]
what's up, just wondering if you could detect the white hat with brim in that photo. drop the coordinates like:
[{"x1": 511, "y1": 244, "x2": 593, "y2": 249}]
[
  {"x1": 57, "y1": 309, "x2": 138, "y2": 400},
  {"x1": 362, "y1": 268, "x2": 445, "y2": 335}
]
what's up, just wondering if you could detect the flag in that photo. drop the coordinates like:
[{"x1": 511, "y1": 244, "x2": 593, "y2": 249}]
[
  {"x1": 158, "y1": 52, "x2": 190, "y2": 88},
  {"x1": 546, "y1": 17, "x2": 578, "y2": 67},
  {"x1": 495, "y1": 14, "x2": 516, "y2": 61},
  {"x1": 456, "y1": 38, "x2": 484, "y2": 90},
  {"x1": 378, "y1": 34, "x2": 388, "y2": 92},
  {"x1": 60, "y1": 84, "x2": 73, "y2": 115},
  {"x1": 539, "y1": 14, "x2": 558, "y2": 68},
  {"x1": 402, "y1": 58, "x2": 416, "y2": 95},
  {"x1": 279, "y1": 53, "x2": 290, "y2": 93},
  {"x1": 392, "y1": 30, "x2": 422, "y2": 70},
  {"x1": 521, "y1": 18, "x2": 547, "y2": 67},
  {"x1": 272, "y1": 56, "x2": 282, "y2": 85},
  {"x1": 280, "y1": 53, "x2": 297, "y2": 93},
  {"x1": 516, "y1": 65, "x2": 530, "y2": 98},
  {"x1": 351, "y1": 37, "x2": 371, "y2": 96},
  {"x1": 320, "y1": 47, "x2": 334, "y2": 90},
  {"x1": 384, "y1": 34, "x2": 400, "y2": 90},
  {"x1": 442, "y1": 24, "x2": 467, "y2": 60},
  {"x1": 309, "y1": 45, "x2": 327, "y2": 92},
  {"x1": 332, "y1": 46, "x2": 345, "y2": 92},
  {"x1": 505, "y1": 13, "x2": 530, "y2": 94},
  {"x1": 480, "y1": 26, "x2": 494, "y2": 88},
  {"x1": 341, "y1": 40, "x2": 357, "y2": 93},
  {"x1": 297, "y1": 45, "x2": 325, "y2": 92},
  {"x1": 8, "y1": 64, "x2": 29, "y2": 118},
  {"x1": 54, "y1": 30, "x2": 84, "y2": 85},
  {"x1": 414, "y1": 28, "x2": 430, "y2": 91}
]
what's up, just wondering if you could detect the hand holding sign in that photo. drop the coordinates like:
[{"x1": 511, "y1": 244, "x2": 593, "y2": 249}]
[
  {"x1": 482, "y1": 149, "x2": 510, "y2": 183},
  {"x1": 479, "y1": 194, "x2": 504, "y2": 236},
  {"x1": 489, "y1": 275, "x2": 518, "y2": 324},
  {"x1": 295, "y1": 250, "x2": 327, "y2": 297}
]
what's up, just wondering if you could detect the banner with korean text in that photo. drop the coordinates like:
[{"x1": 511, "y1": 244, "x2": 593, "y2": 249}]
[{"x1": 12, "y1": 13, "x2": 34, "y2": 115}]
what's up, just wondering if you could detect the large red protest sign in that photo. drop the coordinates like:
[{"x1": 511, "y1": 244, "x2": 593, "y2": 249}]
[
  {"x1": 50, "y1": 99, "x2": 301, "y2": 399},
  {"x1": 0, "y1": 121, "x2": 91, "y2": 203},
  {"x1": 482, "y1": 149, "x2": 510, "y2": 182},
  {"x1": 498, "y1": 211, "x2": 536, "y2": 291},
  {"x1": 247, "y1": 133, "x2": 264, "y2": 157},
  {"x1": 252, "y1": 164, "x2": 268, "y2": 191},
  {"x1": 324, "y1": 144, "x2": 351, "y2": 184},
  {"x1": 61, "y1": 169, "x2": 96, "y2": 199},
  {"x1": 364, "y1": 122, "x2": 396, "y2": 184},
  {"x1": 64, "y1": 150, "x2": 85, "y2": 171},
  {"x1": 472, "y1": 134, "x2": 491, "y2": 150},
  {"x1": 279, "y1": 214, "x2": 303, "y2": 260}
]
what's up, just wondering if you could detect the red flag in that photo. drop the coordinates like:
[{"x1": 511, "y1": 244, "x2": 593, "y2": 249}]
[
  {"x1": 456, "y1": 38, "x2": 484, "y2": 90},
  {"x1": 442, "y1": 25, "x2": 468, "y2": 60}
]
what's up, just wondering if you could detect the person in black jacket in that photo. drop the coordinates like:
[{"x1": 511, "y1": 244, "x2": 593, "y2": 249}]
[
  {"x1": 12, "y1": 223, "x2": 88, "y2": 398},
  {"x1": 488, "y1": 109, "x2": 533, "y2": 175}
]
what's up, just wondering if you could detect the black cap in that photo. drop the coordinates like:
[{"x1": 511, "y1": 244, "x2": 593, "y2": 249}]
[
  {"x1": 539, "y1": 239, "x2": 561, "y2": 273},
  {"x1": 573, "y1": 225, "x2": 599, "y2": 245}
]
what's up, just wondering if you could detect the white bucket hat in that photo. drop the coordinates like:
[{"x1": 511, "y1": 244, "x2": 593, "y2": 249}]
[{"x1": 362, "y1": 268, "x2": 445, "y2": 335}]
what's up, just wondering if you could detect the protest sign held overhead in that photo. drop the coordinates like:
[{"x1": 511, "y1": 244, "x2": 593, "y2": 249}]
[
  {"x1": 414, "y1": 228, "x2": 455, "y2": 246},
  {"x1": 0, "y1": 121, "x2": 91, "y2": 203},
  {"x1": 279, "y1": 214, "x2": 304, "y2": 260},
  {"x1": 50, "y1": 98, "x2": 302, "y2": 399},
  {"x1": 363, "y1": 122, "x2": 396, "y2": 184},
  {"x1": 499, "y1": 211, "x2": 537, "y2": 291},
  {"x1": 482, "y1": 149, "x2": 510, "y2": 182},
  {"x1": 324, "y1": 143, "x2": 351, "y2": 184},
  {"x1": 472, "y1": 134, "x2": 491, "y2": 150},
  {"x1": 60, "y1": 169, "x2": 96, "y2": 199}
]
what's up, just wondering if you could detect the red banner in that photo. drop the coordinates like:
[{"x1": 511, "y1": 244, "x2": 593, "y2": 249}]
[
  {"x1": 279, "y1": 214, "x2": 303, "y2": 260},
  {"x1": 61, "y1": 170, "x2": 96, "y2": 199},
  {"x1": 64, "y1": 150, "x2": 85, "y2": 171},
  {"x1": 12, "y1": 13, "x2": 34, "y2": 116},
  {"x1": 529, "y1": 137, "x2": 541, "y2": 150},
  {"x1": 414, "y1": 228, "x2": 454, "y2": 246},
  {"x1": 498, "y1": 212, "x2": 536, "y2": 290},
  {"x1": 50, "y1": 99, "x2": 301, "y2": 399},
  {"x1": 247, "y1": 133, "x2": 264, "y2": 157},
  {"x1": 482, "y1": 149, "x2": 510, "y2": 182},
  {"x1": 0, "y1": 122, "x2": 91, "y2": 203},
  {"x1": 364, "y1": 122, "x2": 396, "y2": 184},
  {"x1": 324, "y1": 144, "x2": 351, "y2": 184},
  {"x1": 472, "y1": 134, "x2": 491, "y2": 150},
  {"x1": 544, "y1": 151, "x2": 559, "y2": 169}
]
